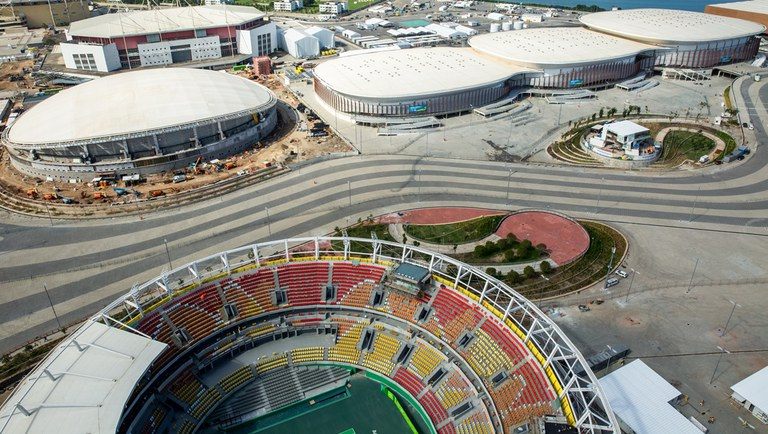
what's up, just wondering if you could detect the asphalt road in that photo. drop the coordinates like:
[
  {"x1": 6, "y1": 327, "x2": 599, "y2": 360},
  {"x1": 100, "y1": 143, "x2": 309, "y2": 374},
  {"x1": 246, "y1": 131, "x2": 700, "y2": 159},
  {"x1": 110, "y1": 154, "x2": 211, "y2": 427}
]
[{"x1": 0, "y1": 77, "x2": 765, "y2": 355}]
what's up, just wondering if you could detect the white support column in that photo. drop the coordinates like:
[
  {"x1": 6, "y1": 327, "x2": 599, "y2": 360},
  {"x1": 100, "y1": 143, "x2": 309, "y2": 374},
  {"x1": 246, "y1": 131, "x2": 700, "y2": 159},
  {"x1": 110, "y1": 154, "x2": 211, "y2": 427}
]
[
  {"x1": 252, "y1": 245, "x2": 260, "y2": 267},
  {"x1": 222, "y1": 253, "x2": 230, "y2": 275}
]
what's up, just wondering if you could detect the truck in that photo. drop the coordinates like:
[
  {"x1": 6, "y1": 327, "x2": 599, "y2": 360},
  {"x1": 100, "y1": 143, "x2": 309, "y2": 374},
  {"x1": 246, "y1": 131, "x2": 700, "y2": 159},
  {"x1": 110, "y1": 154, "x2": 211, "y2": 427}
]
[{"x1": 722, "y1": 146, "x2": 750, "y2": 163}]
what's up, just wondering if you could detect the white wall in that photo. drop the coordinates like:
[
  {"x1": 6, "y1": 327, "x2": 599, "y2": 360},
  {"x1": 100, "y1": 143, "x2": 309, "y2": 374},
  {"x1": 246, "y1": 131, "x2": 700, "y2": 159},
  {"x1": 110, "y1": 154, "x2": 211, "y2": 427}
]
[
  {"x1": 237, "y1": 23, "x2": 277, "y2": 56},
  {"x1": 138, "y1": 36, "x2": 222, "y2": 67},
  {"x1": 60, "y1": 43, "x2": 121, "y2": 72},
  {"x1": 306, "y1": 27, "x2": 334, "y2": 49}
]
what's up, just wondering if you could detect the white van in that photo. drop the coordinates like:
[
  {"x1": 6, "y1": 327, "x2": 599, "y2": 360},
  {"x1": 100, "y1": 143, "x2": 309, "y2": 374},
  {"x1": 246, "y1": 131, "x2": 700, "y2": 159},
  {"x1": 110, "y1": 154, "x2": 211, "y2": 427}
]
[
  {"x1": 615, "y1": 269, "x2": 628, "y2": 278},
  {"x1": 605, "y1": 277, "x2": 619, "y2": 288}
]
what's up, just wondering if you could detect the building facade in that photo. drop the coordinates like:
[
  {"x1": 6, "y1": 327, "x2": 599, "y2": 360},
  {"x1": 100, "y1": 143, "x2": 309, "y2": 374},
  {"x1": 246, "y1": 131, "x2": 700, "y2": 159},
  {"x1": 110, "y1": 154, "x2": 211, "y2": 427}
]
[{"x1": 61, "y1": 5, "x2": 278, "y2": 72}]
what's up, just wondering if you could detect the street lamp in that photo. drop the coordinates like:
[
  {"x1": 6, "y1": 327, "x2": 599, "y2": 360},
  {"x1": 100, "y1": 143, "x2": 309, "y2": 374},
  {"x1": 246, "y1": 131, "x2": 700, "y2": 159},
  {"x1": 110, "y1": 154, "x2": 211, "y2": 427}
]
[
  {"x1": 721, "y1": 300, "x2": 741, "y2": 337},
  {"x1": 689, "y1": 186, "x2": 701, "y2": 222},
  {"x1": 417, "y1": 169, "x2": 422, "y2": 203},
  {"x1": 604, "y1": 246, "x2": 616, "y2": 289},
  {"x1": 43, "y1": 283, "x2": 62, "y2": 331},
  {"x1": 686, "y1": 257, "x2": 699, "y2": 293},
  {"x1": 625, "y1": 268, "x2": 637, "y2": 303},
  {"x1": 709, "y1": 346, "x2": 730, "y2": 384},
  {"x1": 594, "y1": 177, "x2": 604, "y2": 214},
  {"x1": 163, "y1": 238, "x2": 173, "y2": 270},
  {"x1": 264, "y1": 206, "x2": 272, "y2": 236}
]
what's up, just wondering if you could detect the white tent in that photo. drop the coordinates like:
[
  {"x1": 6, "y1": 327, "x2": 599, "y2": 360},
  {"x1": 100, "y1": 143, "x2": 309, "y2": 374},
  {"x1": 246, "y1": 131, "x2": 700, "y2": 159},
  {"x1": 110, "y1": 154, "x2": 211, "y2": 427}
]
[
  {"x1": 600, "y1": 360, "x2": 703, "y2": 434},
  {"x1": 283, "y1": 28, "x2": 320, "y2": 58},
  {"x1": 306, "y1": 26, "x2": 335, "y2": 49},
  {"x1": 731, "y1": 366, "x2": 768, "y2": 424}
]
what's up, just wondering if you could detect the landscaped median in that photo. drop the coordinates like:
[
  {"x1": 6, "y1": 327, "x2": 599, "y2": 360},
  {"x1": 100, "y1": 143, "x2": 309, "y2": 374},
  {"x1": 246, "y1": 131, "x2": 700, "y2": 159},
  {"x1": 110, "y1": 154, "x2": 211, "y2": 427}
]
[{"x1": 335, "y1": 209, "x2": 627, "y2": 301}]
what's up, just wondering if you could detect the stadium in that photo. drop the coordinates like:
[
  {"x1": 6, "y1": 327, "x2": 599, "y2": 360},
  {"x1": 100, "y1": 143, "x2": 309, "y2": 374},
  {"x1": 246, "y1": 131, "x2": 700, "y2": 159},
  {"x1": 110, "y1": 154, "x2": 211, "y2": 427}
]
[
  {"x1": 61, "y1": 5, "x2": 277, "y2": 72},
  {"x1": 0, "y1": 237, "x2": 618, "y2": 434},
  {"x1": 1, "y1": 68, "x2": 278, "y2": 181},
  {"x1": 313, "y1": 8, "x2": 765, "y2": 117}
]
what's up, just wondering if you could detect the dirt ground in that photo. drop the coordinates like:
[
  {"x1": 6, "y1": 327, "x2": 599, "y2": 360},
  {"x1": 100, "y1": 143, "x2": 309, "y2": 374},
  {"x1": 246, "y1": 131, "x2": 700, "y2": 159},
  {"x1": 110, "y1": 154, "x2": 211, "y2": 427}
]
[
  {"x1": 0, "y1": 72, "x2": 352, "y2": 211},
  {"x1": 0, "y1": 60, "x2": 39, "y2": 93}
]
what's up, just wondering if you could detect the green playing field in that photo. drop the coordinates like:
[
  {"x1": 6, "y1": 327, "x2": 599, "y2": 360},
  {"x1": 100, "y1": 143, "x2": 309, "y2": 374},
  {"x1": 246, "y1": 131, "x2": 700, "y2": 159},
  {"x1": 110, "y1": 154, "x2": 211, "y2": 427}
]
[{"x1": 232, "y1": 375, "x2": 430, "y2": 434}]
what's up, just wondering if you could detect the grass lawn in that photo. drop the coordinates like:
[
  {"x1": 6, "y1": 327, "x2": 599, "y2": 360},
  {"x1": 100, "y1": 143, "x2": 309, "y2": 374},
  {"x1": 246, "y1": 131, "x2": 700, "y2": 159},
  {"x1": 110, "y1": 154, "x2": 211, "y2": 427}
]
[
  {"x1": 662, "y1": 130, "x2": 716, "y2": 161},
  {"x1": 404, "y1": 215, "x2": 505, "y2": 244},
  {"x1": 331, "y1": 223, "x2": 397, "y2": 253},
  {"x1": 509, "y1": 221, "x2": 626, "y2": 300}
]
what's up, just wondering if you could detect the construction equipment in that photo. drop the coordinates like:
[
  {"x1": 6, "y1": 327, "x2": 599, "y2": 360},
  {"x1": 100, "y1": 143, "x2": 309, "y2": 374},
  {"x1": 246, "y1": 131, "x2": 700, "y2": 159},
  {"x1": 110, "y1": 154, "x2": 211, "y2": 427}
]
[
  {"x1": 225, "y1": 161, "x2": 236, "y2": 170},
  {"x1": 113, "y1": 187, "x2": 127, "y2": 196},
  {"x1": 192, "y1": 156, "x2": 204, "y2": 175},
  {"x1": 26, "y1": 188, "x2": 38, "y2": 197},
  {"x1": 150, "y1": 190, "x2": 165, "y2": 197},
  {"x1": 93, "y1": 192, "x2": 108, "y2": 199}
]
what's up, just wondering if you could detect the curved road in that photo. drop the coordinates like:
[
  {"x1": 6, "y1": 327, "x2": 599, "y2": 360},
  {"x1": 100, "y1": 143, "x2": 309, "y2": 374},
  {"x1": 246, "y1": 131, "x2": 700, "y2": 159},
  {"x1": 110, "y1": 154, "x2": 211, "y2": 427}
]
[{"x1": 0, "y1": 77, "x2": 765, "y2": 354}]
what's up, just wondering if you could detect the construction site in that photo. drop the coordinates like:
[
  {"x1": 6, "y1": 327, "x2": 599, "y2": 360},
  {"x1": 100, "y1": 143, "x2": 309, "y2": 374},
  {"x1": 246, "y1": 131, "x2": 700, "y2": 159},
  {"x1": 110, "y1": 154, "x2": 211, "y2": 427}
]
[{"x1": 0, "y1": 65, "x2": 351, "y2": 217}]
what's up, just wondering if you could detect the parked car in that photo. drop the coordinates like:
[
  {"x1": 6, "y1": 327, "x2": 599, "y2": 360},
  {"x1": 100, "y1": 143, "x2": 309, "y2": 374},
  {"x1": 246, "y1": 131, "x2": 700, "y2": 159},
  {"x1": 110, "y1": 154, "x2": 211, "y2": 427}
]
[{"x1": 615, "y1": 269, "x2": 628, "y2": 278}]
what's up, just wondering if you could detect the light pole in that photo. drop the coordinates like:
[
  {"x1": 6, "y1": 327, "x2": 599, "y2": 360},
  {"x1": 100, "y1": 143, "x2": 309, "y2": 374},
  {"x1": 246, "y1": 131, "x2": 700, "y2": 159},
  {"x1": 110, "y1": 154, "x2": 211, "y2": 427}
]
[
  {"x1": 163, "y1": 238, "x2": 173, "y2": 270},
  {"x1": 43, "y1": 283, "x2": 62, "y2": 331},
  {"x1": 686, "y1": 257, "x2": 699, "y2": 293},
  {"x1": 721, "y1": 300, "x2": 741, "y2": 337},
  {"x1": 264, "y1": 206, "x2": 272, "y2": 236},
  {"x1": 604, "y1": 245, "x2": 616, "y2": 289},
  {"x1": 506, "y1": 169, "x2": 515, "y2": 206},
  {"x1": 594, "y1": 177, "x2": 604, "y2": 214},
  {"x1": 625, "y1": 268, "x2": 636, "y2": 302},
  {"x1": 689, "y1": 186, "x2": 701, "y2": 222},
  {"x1": 44, "y1": 201, "x2": 53, "y2": 226},
  {"x1": 417, "y1": 169, "x2": 421, "y2": 203},
  {"x1": 709, "y1": 346, "x2": 730, "y2": 384}
]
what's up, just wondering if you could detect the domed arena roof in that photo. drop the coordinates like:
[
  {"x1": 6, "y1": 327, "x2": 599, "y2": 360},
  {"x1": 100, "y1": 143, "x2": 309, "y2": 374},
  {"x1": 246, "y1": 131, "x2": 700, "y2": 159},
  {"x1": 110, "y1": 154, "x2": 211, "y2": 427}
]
[
  {"x1": 580, "y1": 8, "x2": 766, "y2": 44},
  {"x1": 6, "y1": 68, "x2": 276, "y2": 146}
]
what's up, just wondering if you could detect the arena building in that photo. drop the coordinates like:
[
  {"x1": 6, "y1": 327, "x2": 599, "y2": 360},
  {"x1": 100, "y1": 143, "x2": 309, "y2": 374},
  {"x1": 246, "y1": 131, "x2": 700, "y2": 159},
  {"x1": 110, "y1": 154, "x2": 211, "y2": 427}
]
[
  {"x1": 705, "y1": 1, "x2": 768, "y2": 34},
  {"x1": 468, "y1": 27, "x2": 657, "y2": 89},
  {"x1": 61, "y1": 5, "x2": 277, "y2": 72},
  {"x1": 0, "y1": 237, "x2": 619, "y2": 434},
  {"x1": 313, "y1": 8, "x2": 764, "y2": 117},
  {"x1": 579, "y1": 9, "x2": 765, "y2": 68},
  {"x1": 314, "y1": 48, "x2": 530, "y2": 117},
  {"x1": 1, "y1": 68, "x2": 278, "y2": 181}
]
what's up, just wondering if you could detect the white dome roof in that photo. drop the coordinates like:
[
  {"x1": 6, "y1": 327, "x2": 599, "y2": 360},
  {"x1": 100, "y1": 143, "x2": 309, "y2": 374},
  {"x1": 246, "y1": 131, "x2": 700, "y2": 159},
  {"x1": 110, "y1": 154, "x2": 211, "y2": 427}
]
[
  {"x1": 580, "y1": 8, "x2": 766, "y2": 44},
  {"x1": 7, "y1": 68, "x2": 276, "y2": 146}
]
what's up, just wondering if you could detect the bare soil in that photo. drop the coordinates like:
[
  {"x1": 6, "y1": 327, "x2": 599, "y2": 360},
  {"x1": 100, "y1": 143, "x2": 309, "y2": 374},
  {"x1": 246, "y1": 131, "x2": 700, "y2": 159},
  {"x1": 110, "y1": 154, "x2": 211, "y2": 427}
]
[{"x1": 0, "y1": 72, "x2": 352, "y2": 215}]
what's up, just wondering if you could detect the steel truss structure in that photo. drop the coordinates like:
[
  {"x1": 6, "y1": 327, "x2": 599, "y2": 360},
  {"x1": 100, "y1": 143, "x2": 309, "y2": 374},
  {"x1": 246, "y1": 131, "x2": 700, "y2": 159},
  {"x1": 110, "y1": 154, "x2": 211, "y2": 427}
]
[{"x1": 95, "y1": 236, "x2": 619, "y2": 433}]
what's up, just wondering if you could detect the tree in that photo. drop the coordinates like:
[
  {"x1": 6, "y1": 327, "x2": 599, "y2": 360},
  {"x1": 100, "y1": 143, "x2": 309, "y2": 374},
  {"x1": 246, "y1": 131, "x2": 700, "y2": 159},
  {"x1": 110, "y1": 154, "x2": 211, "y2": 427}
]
[
  {"x1": 506, "y1": 270, "x2": 521, "y2": 284},
  {"x1": 540, "y1": 261, "x2": 551, "y2": 274},
  {"x1": 523, "y1": 266, "x2": 537, "y2": 279},
  {"x1": 599, "y1": 108, "x2": 604, "y2": 118},
  {"x1": 607, "y1": 107, "x2": 617, "y2": 117},
  {"x1": 504, "y1": 249, "x2": 517, "y2": 262},
  {"x1": 486, "y1": 267, "x2": 497, "y2": 278},
  {"x1": 474, "y1": 245, "x2": 487, "y2": 257},
  {"x1": 591, "y1": 113, "x2": 597, "y2": 121}
]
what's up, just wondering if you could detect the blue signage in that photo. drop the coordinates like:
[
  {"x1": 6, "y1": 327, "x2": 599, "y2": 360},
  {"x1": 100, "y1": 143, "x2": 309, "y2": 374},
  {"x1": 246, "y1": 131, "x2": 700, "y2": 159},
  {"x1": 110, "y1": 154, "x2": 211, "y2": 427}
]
[
  {"x1": 569, "y1": 79, "x2": 584, "y2": 87},
  {"x1": 720, "y1": 56, "x2": 732, "y2": 63},
  {"x1": 409, "y1": 105, "x2": 428, "y2": 113}
]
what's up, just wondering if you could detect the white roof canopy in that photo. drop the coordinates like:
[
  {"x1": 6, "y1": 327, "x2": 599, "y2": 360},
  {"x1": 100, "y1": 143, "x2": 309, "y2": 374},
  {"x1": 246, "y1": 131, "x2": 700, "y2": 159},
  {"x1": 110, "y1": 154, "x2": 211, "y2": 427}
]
[
  {"x1": 68, "y1": 5, "x2": 266, "y2": 39},
  {"x1": 0, "y1": 321, "x2": 167, "y2": 434},
  {"x1": 600, "y1": 360, "x2": 702, "y2": 434},
  {"x1": 731, "y1": 366, "x2": 768, "y2": 412},
  {"x1": 607, "y1": 120, "x2": 649, "y2": 136}
]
